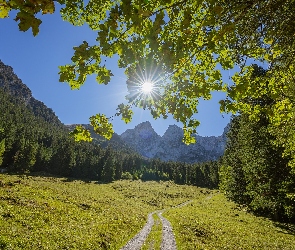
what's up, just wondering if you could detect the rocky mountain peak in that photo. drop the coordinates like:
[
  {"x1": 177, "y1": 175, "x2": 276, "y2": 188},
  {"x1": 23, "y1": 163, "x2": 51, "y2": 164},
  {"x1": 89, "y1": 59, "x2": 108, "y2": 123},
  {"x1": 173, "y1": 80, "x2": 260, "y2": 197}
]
[
  {"x1": 120, "y1": 121, "x2": 160, "y2": 158},
  {"x1": 162, "y1": 124, "x2": 183, "y2": 139},
  {"x1": 122, "y1": 121, "x2": 158, "y2": 140},
  {"x1": 132, "y1": 121, "x2": 158, "y2": 139},
  {"x1": 135, "y1": 120, "x2": 152, "y2": 129},
  {"x1": 119, "y1": 121, "x2": 227, "y2": 163}
]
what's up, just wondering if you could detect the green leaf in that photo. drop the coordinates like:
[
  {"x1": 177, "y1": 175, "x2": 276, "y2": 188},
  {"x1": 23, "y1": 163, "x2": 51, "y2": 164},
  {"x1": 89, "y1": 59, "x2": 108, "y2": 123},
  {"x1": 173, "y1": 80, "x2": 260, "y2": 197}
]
[
  {"x1": 96, "y1": 66, "x2": 112, "y2": 85},
  {"x1": 89, "y1": 114, "x2": 114, "y2": 140},
  {"x1": 69, "y1": 125, "x2": 93, "y2": 142},
  {"x1": 116, "y1": 104, "x2": 134, "y2": 124},
  {"x1": 183, "y1": 128, "x2": 196, "y2": 145},
  {"x1": 14, "y1": 11, "x2": 42, "y2": 36}
]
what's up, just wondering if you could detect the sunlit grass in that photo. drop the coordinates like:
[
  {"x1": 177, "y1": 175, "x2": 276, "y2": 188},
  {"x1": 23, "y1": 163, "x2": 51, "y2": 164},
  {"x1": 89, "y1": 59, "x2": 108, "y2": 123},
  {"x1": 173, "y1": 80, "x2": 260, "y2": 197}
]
[
  {"x1": 0, "y1": 175, "x2": 147, "y2": 249},
  {"x1": 0, "y1": 174, "x2": 206, "y2": 249},
  {"x1": 1, "y1": 174, "x2": 294, "y2": 249},
  {"x1": 164, "y1": 192, "x2": 295, "y2": 250},
  {"x1": 141, "y1": 213, "x2": 162, "y2": 250}
]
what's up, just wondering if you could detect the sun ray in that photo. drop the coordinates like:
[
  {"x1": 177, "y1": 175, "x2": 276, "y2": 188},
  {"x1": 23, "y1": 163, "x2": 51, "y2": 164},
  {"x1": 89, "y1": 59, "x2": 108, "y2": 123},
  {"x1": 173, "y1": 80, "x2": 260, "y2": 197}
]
[
  {"x1": 123, "y1": 56, "x2": 167, "y2": 111},
  {"x1": 141, "y1": 81, "x2": 154, "y2": 94}
]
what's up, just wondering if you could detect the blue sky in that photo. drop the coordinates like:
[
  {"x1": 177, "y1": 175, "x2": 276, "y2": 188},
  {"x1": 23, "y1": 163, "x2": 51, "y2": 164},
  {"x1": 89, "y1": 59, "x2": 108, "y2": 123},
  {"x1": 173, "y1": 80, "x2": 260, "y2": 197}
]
[{"x1": 0, "y1": 10, "x2": 231, "y2": 136}]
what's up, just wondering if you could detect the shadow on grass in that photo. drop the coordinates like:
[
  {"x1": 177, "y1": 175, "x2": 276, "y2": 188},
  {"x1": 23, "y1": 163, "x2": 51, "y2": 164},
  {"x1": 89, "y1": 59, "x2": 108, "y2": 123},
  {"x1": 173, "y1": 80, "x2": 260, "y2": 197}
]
[
  {"x1": 6, "y1": 171, "x2": 107, "y2": 184},
  {"x1": 273, "y1": 222, "x2": 295, "y2": 235}
]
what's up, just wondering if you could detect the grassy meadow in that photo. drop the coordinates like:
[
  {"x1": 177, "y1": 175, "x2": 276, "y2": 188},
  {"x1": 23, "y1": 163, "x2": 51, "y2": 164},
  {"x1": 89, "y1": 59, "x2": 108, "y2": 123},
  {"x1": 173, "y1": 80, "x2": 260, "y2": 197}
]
[
  {"x1": 0, "y1": 173, "x2": 294, "y2": 249},
  {"x1": 164, "y1": 193, "x2": 295, "y2": 249}
]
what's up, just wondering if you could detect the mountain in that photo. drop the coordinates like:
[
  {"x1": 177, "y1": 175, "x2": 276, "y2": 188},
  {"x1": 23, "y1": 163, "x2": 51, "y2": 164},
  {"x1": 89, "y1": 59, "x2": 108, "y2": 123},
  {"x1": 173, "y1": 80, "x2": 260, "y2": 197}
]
[
  {"x1": 120, "y1": 121, "x2": 162, "y2": 158},
  {"x1": 65, "y1": 124, "x2": 136, "y2": 154},
  {"x1": 0, "y1": 60, "x2": 62, "y2": 127},
  {"x1": 0, "y1": 59, "x2": 227, "y2": 163},
  {"x1": 120, "y1": 121, "x2": 227, "y2": 163},
  {"x1": 0, "y1": 59, "x2": 137, "y2": 154}
]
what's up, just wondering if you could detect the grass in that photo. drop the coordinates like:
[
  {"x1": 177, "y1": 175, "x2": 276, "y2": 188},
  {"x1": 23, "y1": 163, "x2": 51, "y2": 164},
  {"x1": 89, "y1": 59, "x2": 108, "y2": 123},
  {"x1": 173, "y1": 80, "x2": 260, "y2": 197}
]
[
  {"x1": 0, "y1": 173, "x2": 207, "y2": 249},
  {"x1": 164, "y1": 192, "x2": 295, "y2": 250},
  {"x1": 0, "y1": 173, "x2": 294, "y2": 249}
]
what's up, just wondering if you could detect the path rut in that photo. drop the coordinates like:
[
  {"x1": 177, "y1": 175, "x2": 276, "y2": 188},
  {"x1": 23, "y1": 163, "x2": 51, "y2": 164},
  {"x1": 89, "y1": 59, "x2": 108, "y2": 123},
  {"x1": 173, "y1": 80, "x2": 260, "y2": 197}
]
[
  {"x1": 120, "y1": 212, "x2": 155, "y2": 250},
  {"x1": 158, "y1": 211, "x2": 177, "y2": 250},
  {"x1": 120, "y1": 200, "x2": 192, "y2": 250}
]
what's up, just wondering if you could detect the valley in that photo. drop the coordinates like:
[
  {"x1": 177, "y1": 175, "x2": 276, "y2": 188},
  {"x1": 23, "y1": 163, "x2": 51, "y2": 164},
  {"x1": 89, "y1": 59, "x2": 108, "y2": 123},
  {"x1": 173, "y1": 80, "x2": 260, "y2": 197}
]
[
  {"x1": 1, "y1": 1, "x2": 295, "y2": 248},
  {"x1": 0, "y1": 54, "x2": 294, "y2": 249},
  {"x1": 0, "y1": 174, "x2": 294, "y2": 249}
]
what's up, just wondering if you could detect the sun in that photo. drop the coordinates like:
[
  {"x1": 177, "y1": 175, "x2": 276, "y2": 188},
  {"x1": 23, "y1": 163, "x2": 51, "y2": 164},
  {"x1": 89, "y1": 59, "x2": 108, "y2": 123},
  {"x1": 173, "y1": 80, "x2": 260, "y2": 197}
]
[
  {"x1": 125, "y1": 61, "x2": 163, "y2": 103},
  {"x1": 141, "y1": 81, "x2": 154, "y2": 94}
]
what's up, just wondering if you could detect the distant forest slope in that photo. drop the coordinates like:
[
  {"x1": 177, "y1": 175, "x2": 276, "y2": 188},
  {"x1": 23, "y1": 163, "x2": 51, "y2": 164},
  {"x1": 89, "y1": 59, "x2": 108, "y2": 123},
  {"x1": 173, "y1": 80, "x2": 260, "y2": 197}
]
[
  {"x1": 0, "y1": 60, "x2": 219, "y2": 188},
  {"x1": 0, "y1": 86, "x2": 219, "y2": 187}
]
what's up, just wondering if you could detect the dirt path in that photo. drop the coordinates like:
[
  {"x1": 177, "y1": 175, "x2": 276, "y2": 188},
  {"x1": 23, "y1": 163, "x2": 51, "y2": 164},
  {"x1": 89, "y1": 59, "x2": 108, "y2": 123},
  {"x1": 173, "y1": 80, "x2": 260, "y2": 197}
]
[
  {"x1": 120, "y1": 212, "x2": 155, "y2": 250},
  {"x1": 158, "y1": 211, "x2": 177, "y2": 250},
  {"x1": 120, "y1": 201, "x2": 192, "y2": 250}
]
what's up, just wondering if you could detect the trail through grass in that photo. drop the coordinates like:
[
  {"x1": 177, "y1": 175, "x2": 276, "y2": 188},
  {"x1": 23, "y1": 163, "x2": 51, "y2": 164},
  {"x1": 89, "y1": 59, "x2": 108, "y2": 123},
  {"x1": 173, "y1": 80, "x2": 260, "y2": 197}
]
[
  {"x1": 0, "y1": 173, "x2": 294, "y2": 249},
  {"x1": 141, "y1": 213, "x2": 162, "y2": 250},
  {"x1": 0, "y1": 174, "x2": 207, "y2": 249}
]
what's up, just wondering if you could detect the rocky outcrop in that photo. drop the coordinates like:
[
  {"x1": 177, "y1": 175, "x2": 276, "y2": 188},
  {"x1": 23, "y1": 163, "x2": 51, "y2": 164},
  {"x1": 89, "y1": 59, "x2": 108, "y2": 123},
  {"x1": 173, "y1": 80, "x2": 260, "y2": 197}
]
[
  {"x1": 120, "y1": 121, "x2": 162, "y2": 158},
  {"x1": 119, "y1": 121, "x2": 227, "y2": 163},
  {"x1": 0, "y1": 61, "x2": 32, "y2": 105}
]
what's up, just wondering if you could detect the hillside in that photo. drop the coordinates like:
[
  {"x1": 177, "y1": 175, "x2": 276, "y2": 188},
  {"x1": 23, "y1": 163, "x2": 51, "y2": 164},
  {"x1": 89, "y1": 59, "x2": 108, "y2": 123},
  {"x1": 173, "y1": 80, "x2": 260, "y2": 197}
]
[
  {"x1": 0, "y1": 60, "x2": 142, "y2": 157},
  {"x1": 0, "y1": 60, "x2": 62, "y2": 127}
]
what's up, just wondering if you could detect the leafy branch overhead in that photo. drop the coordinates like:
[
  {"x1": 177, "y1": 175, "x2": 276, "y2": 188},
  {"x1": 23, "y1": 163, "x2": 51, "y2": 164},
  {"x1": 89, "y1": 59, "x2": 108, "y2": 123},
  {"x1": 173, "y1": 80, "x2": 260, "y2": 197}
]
[
  {"x1": 2, "y1": 1, "x2": 295, "y2": 161},
  {"x1": 1, "y1": 0, "x2": 59, "y2": 35}
]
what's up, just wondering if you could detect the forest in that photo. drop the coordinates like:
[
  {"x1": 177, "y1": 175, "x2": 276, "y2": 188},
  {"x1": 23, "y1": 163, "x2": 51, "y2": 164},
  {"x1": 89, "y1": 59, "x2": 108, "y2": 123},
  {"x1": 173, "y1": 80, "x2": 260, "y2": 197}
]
[
  {"x1": 1, "y1": 76, "x2": 295, "y2": 223},
  {"x1": 0, "y1": 87, "x2": 219, "y2": 188},
  {"x1": 220, "y1": 66, "x2": 295, "y2": 222}
]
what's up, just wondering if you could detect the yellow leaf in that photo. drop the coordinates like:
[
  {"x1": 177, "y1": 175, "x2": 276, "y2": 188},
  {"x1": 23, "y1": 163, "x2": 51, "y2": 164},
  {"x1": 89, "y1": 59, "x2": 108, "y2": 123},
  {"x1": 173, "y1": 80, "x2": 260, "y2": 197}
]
[{"x1": 0, "y1": 5, "x2": 9, "y2": 18}]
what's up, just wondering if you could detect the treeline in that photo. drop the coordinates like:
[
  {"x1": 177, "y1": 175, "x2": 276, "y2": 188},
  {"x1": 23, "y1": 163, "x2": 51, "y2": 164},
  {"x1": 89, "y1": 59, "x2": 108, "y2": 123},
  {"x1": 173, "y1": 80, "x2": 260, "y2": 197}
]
[
  {"x1": 0, "y1": 88, "x2": 218, "y2": 188},
  {"x1": 3, "y1": 69, "x2": 294, "y2": 223},
  {"x1": 219, "y1": 65, "x2": 295, "y2": 222}
]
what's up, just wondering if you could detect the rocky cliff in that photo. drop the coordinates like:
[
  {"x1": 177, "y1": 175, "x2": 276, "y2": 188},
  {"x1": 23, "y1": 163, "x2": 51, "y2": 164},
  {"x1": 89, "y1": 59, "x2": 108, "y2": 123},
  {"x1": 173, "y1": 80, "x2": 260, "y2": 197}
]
[
  {"x1": 120, "y1": 121, "x2": 162, "y2": 158},
  {"x1": 120, "y1": 121, "x2": 227, "y2": 163}
]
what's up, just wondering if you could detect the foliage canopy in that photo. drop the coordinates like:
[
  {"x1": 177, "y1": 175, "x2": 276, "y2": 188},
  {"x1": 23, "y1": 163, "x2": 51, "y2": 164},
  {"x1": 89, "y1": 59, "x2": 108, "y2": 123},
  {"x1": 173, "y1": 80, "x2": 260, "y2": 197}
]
[{"x1": 2, "y1": 1, "x2": 295, "y2": 161}]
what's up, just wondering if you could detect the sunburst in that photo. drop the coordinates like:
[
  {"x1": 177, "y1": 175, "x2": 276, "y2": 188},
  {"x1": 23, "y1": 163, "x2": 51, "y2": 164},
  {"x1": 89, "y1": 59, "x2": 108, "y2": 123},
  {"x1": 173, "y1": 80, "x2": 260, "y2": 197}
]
[
  {"x1": 126, "y1": 62, "x2": 163, "y2": 104},
  {"x1": 141, "y1": 81, "x2": 154, "y2": 94}
]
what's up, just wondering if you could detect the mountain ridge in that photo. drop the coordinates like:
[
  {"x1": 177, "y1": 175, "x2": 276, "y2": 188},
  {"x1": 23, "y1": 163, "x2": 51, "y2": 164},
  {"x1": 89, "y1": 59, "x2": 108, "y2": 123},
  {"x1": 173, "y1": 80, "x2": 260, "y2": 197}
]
[
  {"x1": 0, "y1": 59, "x2": 227, "y2": 163},
  {"x1": 119, "y1": 121, "x2": 227, "y2": 163},
  {"x1": 0, "y1": 60, "x2": 62, "y2": 127}
]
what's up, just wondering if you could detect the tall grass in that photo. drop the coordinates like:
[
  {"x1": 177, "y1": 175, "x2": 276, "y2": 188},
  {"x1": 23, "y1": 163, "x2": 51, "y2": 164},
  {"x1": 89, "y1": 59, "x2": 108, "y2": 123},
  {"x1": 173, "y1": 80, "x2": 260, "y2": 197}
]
[{"x1": 0, "y1": 174, "x2": 206, "y2": 249}]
